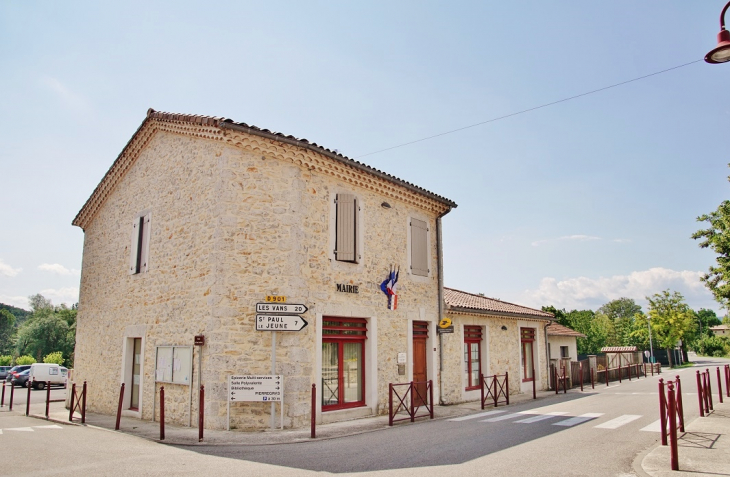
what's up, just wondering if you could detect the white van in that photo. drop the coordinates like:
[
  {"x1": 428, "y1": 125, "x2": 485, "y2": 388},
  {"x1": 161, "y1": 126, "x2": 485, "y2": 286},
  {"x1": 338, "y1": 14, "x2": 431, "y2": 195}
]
[{"x1": 27, "y1": 363, "x2": 68, "y2": 390}]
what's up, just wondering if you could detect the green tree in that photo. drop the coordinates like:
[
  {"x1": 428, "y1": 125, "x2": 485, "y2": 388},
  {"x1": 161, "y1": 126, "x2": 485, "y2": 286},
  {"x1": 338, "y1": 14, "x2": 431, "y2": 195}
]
[
  {"x1": 15, "y1": 294, "x2": 76, "y2": 364},
  {"x1": 647, "y1": 290, "x2": 697, "y2": 366},
  {"x1": 43, "y1": 351, "x2": 64, "y2": 365},
  {"x1": 692, "y1": 173, "x2": 730, "y2": 308},
  {"x1": 0, "y1": 355, "x2": 11, "y2": 366},
  {"x1": 15, "y1": 355, "x2": 36, "y2": 365},
  {"x1": 0, "y1": 309, "x2": 16, "y2": 355},
  {"x1": 598, "y1": 298, "x2": 643, "y2": 346}
]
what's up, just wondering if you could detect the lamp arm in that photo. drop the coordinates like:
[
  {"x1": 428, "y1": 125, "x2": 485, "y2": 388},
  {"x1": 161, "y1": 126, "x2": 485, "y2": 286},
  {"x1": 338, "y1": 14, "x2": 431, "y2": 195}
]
[{"x1": 721, "y1": 1, "x2": 730, "y2": 30}]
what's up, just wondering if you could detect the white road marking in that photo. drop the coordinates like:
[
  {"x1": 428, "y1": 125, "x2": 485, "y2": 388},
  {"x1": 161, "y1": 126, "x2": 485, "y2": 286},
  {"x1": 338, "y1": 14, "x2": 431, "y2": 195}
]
[
  {"x1": 481, "y1": 413, "x2": 524, "y2": 422},
  {"x1": 594, "y1": 415, "x2": 642, "y2": 429},
  {"x1": 553, "y1": 413, "x2": 604, "y2": 427},
  {"x1": 640, "y1": 419, "x2": 662, "y2": 432},
  {"x1": 34, "y1": 425, "x2": 63, "y2": 429},
  {"x1": 448, "y1": 410, "x2": 504, "y2": 421},
  {"x1": 5, "y1": 427, "x2": 34, "y2": 432},
  {"x1": 515, "y1": 412, "x2": 569, "y2": 423}
]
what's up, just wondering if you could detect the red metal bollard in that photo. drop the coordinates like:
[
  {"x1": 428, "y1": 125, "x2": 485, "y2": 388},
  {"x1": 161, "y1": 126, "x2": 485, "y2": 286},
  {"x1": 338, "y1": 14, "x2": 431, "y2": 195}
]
[
  {"x1": 696, "y1": 370, "x2": 705, "y2": 417},
  {"x1": 115, "y1": 383, "x2": 124, "y2": 430},
  {"x1": 45, "y1": 381, "x2": 51, "y2": 419},
  {"x1": 618, "y1": 365, "x2": 622, "y2": 384},
  {"x1": 555, "y1": 367, "x2": 559, "y2": 394},
  {"x1": 676, "y1": 376, "x2": 685, "y2": 432},
  {"x1": 429, "y1": 379, "x2": 434, "y2": 419},
  {"x1": 8, "y1": 382, "x2": 13, "y2": 411},
  {"x1": 311, "y1": 383, "x2": 316, "y2": 439},
  {"x1": 659, "y1": 379, "x2": 667, "y2": 446},
  {"x1": 1, "y1": 381, "x2": 5, "y2": 407},
  {"x1": 81, "y1": 381, "x2": 87, "y2": 424},
  {"x1": 505, "y1": 371, "x2": 510, "y2": 405},
  {"x1": 25, "y1": 380, "x2": 32, "y2": 416},
  {"x1": 726, "y1": 365, "x2": 730, "y2": 398},
  {"x1": 627, "y1": 364, "x2": 631, "y2": 381},
  {"x1": 667, "y1": 381, "x2": 679, "y2": 471},
  {"x1": 706, "y1": 369, "x2": 714, "y2": 411},
  {"x1": 562, "y1": 367, "x2": 567, "y2": 394},
  {"x1": 388, "y1": 383, "x2": 394, "y2": 426},
  {"x1": 159, "y1": 386, "x2": 165, "y2": 441},
  {"x1": 410, "y1": 381, "x2": 415, "y2": 422},
  {"x1": 532, "y1": 368, "x2": 536, "y2": 399},
  {"x1": 717, "y1": 367, "x2": 724, "y2": 404},
  {"x1": 69, "y1": 382, "x2": 76, "y2": 422},
  {"x1": 493, "y1": 375, "x2": 498, "y2": 407},
  {"x1": 198, "y1": 385, "x2": 204, "y2": 442},
  {"x1": 702, "y1": 372, "x2": 711, "y2": 414},
  {"x1": 480, "y1": 373, "x2": 485, "y2": 409}
]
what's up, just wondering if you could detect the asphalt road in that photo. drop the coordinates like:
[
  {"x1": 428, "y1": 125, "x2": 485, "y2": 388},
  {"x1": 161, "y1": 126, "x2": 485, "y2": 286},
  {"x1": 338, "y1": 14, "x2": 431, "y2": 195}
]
[
  {"x1": 1, "y1": 383, "x2": 66, "y2": 408},
  {"x1": 0, "y1": 356, "x2": 727, "y2": 477}
]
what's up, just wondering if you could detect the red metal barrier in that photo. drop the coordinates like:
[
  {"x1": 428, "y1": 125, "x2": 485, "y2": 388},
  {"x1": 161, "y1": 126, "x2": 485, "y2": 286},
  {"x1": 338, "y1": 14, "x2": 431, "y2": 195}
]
[
  {"x1": 717, "y1": 367, "x2": 724, "y2": 404},
  {"x1": 532, "y1": 367, "x2": 536, "y2": 399},
  {"x1": 1, "y1": 382, "x2": 5, "y2": 407},
  {"x1": 658, "y1": 375, "x2": 684, "y2": 471},
  {"x1": 696, "y1": 370, "x2": 705, "y2": 417},
  {"x1": 659, "y1": 379, "x2": 667, "y2": 446},
  {"x1": 310, "y1": 383, "x2": 316, "y2": 438},
  {"x1": 667, "y1": 381, "x2": 679, "y2": 471},
  {"x1": 579, "y1": 363, "x2": 584, "y2": 391},
  {"x1": 726, "y1": 365, "x2": 730, "y2": 398},
  {"x1": 69, "y1": 381, "x2": 87, "y2": 423},
  {"x1": 706, "y1": 369, "x2": 714, "y2": 411},
  {"x1": 8, "y1": 382, "x2": 13, "y2": 411},
  {"x1": 159, "y1": 386, "x2": 165, "y2": 441},
  {"x1": 198, "y1": 385, "x2": 204, "y2": 442},
  {"x1": 591, "y1": 367, "x2": 595, "y2": 389},
  {"x1": 388, "y1": 380, "x2": 434, "y2": 426},
  {"x1": 481, "y1": 373, "x2": 509, "y2": 408},
  {"x1": 25, "y1": 380, "x2": 32, "y2": 416},
  {"x1": 115, "y1": 383, "x2": 124, "y2": 430},
  {"x1": 45, "y1": 381, "x2": 51, "y2": 419}
]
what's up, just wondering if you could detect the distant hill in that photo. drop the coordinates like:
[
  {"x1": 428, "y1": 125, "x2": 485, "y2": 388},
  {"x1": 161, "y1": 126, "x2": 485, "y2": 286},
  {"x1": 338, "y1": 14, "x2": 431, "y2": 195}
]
[{"x1": 0, "y1": 303, "x2": 31, "y2": 325}]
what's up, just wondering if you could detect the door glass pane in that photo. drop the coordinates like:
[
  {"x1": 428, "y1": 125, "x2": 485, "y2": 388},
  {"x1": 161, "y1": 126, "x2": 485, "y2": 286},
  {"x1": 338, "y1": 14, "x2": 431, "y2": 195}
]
[
  {"x1": 343, "y1": 342, "x2": 362, "y2": 403},
  {"x1": 463, "y1": 343, "x2": 469, "y2": 385},
  {"x1": 523, "y1": 342, "x2": 534, "y2": 380},
  {"x1": 131, "y1": 338, "x2": 141, "y2": 409},
  {"x1": 322, "y1": 342, "x2": 339, "y2": 407},
  {"x1": 470, "y1": 342, "x2": 480, "y2": 386}
]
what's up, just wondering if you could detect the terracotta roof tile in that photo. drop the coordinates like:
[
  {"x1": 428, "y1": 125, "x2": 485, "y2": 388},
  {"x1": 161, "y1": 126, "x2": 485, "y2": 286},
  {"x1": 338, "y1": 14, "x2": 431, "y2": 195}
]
[
  {"x1": 444, "y1": 287, "x2": 553, "y2": 319},
  {"x1": 546, "y1": 323, "x2": 586, "y2": 338},
  {"x1": 600, "y1": 346, "x2": 638, "y2": 353}
]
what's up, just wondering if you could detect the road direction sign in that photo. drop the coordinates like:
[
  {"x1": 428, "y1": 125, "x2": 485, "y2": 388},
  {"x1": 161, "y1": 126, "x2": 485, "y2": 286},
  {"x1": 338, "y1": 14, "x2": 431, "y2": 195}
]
[
  {"x1": 256, "y1": 303, "x2": 308, "y2": 314},
  {"x1": 256, "y1": 314, "x2": 308, "y2": 331},
  {"x1": 229, "y1": 375, "x2": 282, "y2": 402}
]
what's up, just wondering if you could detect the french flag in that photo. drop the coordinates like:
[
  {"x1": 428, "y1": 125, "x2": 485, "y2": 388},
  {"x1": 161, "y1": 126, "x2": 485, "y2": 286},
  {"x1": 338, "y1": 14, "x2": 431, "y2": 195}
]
[{"x1": 381, "y1": 266, "x2": 399, "y2": 310}]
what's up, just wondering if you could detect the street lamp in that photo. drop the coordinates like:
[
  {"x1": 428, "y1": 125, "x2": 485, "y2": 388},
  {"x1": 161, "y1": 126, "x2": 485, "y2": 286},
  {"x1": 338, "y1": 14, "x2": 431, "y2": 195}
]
[
  {"x1": 647, "y1": 316, "x2": 654, "y2": 364},
  {"x1": 705, "y1": 1, "x2": 730, "y2": 64}
]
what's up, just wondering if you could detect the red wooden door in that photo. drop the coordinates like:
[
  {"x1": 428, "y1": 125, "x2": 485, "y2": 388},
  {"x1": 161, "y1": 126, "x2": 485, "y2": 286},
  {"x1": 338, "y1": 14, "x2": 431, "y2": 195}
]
[{"x1": 413, "y1": 321, "x2": 428, "y2": 405}]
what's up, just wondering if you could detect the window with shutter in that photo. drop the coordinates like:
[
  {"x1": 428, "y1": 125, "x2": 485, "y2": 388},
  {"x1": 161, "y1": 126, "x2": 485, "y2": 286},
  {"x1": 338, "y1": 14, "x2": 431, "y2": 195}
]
[
  {"x1": 410, "y1": 218, "x2": 428, "y2": 276},
  {"x1": 335, "y1": 194, "x2": 357, "y2": 263},
  {"x1": 129, "y1": 212, "x2": 151, "y2": 274}
]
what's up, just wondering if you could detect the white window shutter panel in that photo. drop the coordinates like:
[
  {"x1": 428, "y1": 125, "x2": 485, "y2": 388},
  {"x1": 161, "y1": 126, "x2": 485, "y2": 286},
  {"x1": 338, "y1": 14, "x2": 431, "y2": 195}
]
[
  {"x1": 140, "y1": 214, "x2": 151, "y2": 273},
  {"x1": 411, "y1": 218, "x2": 428, "y2": 276},
  {"x1": 336, "y1": 194, "x2": 356, "y2": 262},
  {"x1": 129, "y1": 219, "x2": 140, "y2": 274}
]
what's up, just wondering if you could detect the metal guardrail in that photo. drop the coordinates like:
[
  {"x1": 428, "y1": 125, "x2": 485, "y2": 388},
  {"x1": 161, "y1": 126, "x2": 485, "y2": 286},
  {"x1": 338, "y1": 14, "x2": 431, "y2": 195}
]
[
  {"x1": 480, "y1": 372, "x2": 509, "y2": 408},
  {"x1": 388, "y1": 380, "x2": 434, "y2": 426}
]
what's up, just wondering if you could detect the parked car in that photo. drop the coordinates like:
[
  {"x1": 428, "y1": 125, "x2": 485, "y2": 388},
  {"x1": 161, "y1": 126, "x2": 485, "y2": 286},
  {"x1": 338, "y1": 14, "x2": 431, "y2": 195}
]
[
  {"x1": 11, "y1": 369, "x2": 31, "y2": 388},
  {"x1": 5, "y1": 365, "x2": 32, "y2": 383},
  {"x1": 27, "y1": 363, "x2": 68, "y2": 390},
  {"x1": 0, "y1": 366, "x2": 11, "y2": 380}
]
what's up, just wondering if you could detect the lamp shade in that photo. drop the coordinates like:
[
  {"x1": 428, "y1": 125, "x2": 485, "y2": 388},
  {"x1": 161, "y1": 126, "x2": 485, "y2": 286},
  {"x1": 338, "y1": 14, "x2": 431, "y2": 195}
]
[{"x1": 706, "y1": 29, "x2": 730, "y2": 64}]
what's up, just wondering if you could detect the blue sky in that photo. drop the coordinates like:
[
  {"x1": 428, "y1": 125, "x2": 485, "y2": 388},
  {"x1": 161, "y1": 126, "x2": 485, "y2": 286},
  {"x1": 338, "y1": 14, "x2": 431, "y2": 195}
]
[{"x1": 1, "y1": 1, "x2": 729, "y2": 315}]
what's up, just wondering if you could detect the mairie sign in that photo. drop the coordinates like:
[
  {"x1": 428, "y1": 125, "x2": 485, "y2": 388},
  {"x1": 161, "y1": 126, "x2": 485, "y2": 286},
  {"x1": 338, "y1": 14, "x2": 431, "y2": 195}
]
[
  {"x1": 229, "y1": 375, "x2": 282, "y2": 402},
  {"x1": 256, "y1": 314, "x2": 308, "y2": 331},
  {"x1": 256, "y1": 303, "x2": 308, "y2": 314}
]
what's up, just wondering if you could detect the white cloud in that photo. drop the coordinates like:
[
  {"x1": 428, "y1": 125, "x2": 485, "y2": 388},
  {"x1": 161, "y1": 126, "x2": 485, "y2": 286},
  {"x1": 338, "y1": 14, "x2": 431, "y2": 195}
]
[
  {"x1": 612, "y1": 238, "x2": 632, "y2": 243},
  {"x1": 39, "y1": 287, "x2": 79, "y2": 307},
  {"x1": 38, "y1": 263, "x2": 80, "y2": 276},
  {"x1": 39, "y1": 77, "x2": 91, "y2": 112},
  {"x1": 518, "y1": 267, "x2": 713, "y2": 311},
  {"x1": 0, "y1": 295, "x2": 29, "y2": 310},
  {"x1": 531, "y1": 235, "x2": 601, "y2": 247},
  {"x1": 0, "y1": 260, "x2": 22, "y2": 277}
]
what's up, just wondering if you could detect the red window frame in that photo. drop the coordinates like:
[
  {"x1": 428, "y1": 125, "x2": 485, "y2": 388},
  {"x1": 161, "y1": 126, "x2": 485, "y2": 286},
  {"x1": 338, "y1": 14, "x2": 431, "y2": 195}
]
[
  {"x1": 464, "y1": 326, "x2": 482, "y2": 391},
  {"x1": 322, "y1": 317, "x2": 367, "y2": 411},
  {"x1": 521, "y1": 327, "x2": 535, "y2": 383}
]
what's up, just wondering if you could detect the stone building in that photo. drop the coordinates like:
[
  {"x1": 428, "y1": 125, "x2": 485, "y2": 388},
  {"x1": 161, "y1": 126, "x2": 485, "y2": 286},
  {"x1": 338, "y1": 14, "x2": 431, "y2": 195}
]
[
  {"x1": 72, "y1": 109, "x2": 459, "y2": 430},
  {"x1": 441, "y1": 288, "x2": 553, "y2": 404}
]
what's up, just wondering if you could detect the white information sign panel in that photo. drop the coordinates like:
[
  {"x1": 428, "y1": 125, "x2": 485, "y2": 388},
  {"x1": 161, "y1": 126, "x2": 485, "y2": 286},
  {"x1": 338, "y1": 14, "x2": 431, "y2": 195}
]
[
  {"x1": 229, "y1": 375, "x2": 283, "y2": 402},
  {"x1": 256, "y1": 303, "x2": 308, "y2": 314},
  {"x1": 255, "y1": 315, "x2": 308, "y2": 331}
]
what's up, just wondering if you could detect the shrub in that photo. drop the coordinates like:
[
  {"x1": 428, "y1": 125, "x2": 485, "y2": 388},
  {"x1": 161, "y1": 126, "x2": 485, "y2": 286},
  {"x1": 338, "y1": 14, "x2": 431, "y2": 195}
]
[
  {"x1": 43, "y1": 352, "x2": 64, "y2": 365},
  {"x1": 0, "y1": 355, "x2": 11, "y2": 366},
  {"x1": 695, "y1": 335, "x2": 729, "y2": 357},
  {"x1": 15, "y1": 355, "x2": 36, "y2": 365}
]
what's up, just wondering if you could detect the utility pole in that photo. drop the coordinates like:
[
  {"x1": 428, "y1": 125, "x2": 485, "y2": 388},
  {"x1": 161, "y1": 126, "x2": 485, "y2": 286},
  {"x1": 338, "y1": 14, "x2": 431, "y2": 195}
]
[{"x1": 647, "y1": 316, "x2": 654, "y2": 364}]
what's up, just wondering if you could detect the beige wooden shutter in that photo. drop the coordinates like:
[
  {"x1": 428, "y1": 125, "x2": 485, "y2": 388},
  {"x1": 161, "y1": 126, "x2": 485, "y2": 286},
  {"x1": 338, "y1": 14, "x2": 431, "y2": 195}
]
[
  {"x1": 335, "y1": 194, "x2": 356, "y2": 262},
  {"x1": 140, "y1": 214, "x2": 151, "y2": 273},
  {"x1": 129, "y1": 218, "x2": 141, "y2": 274},
  {"x1": 410, "y1": 218, "x2": 428, "y2": 276}
]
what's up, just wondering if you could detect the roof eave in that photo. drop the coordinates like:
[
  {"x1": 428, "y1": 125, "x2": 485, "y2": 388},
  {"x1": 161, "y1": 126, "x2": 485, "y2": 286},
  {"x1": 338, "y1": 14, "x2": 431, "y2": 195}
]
[{"x1": 447, "y1": 305, "x2": 554, "y2": 322}]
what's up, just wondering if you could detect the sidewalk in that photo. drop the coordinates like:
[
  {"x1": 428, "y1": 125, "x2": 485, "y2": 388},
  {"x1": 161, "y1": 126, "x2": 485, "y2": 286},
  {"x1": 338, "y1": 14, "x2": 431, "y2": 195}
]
[
  {"x1": 641, "y1": 398, "x2": 730, "y2": 476},
  {"x1": 25, "y1": 388, "x2": 561, "y2": 446}
]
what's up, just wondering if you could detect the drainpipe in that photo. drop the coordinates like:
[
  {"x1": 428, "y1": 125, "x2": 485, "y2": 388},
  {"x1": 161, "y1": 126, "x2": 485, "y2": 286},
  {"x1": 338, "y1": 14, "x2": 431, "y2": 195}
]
[
  {"x1": 544, "y1": 321, "x2": 551, "y2": 390},
  {"x1": 436, "y1": 207, "x2": 453, "y2": 405}
]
